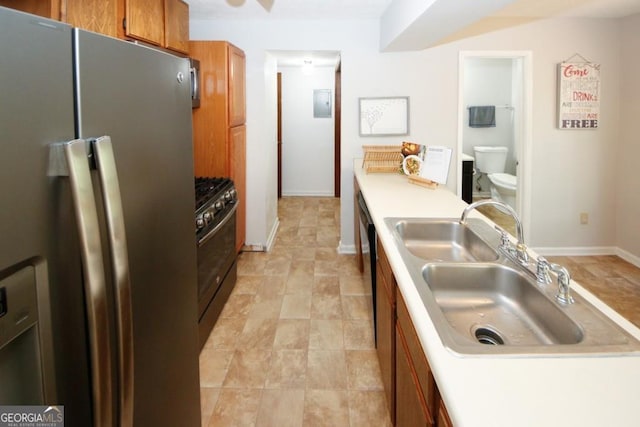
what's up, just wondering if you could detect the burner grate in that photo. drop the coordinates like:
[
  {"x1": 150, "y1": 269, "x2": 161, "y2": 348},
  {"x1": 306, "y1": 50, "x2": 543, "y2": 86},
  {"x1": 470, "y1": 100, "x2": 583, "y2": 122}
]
[{"x1": 195, "y1": 177, "x2": 230, "y2": 210}]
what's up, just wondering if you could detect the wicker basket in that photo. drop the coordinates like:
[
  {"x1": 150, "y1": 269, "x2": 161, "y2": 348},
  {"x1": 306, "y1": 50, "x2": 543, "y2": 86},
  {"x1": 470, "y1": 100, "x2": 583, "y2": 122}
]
[{"x1": 362, "y1": 145, "x2": 403, "y2": 173}]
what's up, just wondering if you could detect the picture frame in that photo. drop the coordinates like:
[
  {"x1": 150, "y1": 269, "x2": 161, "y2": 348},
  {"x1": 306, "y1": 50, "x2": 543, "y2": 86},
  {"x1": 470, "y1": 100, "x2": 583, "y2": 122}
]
[{"x1": 359, "y1": 96, "x2": 409, "y2": 136}]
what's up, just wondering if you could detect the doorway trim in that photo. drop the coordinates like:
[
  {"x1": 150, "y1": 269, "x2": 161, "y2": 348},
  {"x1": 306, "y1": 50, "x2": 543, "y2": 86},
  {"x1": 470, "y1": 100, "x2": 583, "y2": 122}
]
[{"x1": 457, "y1": 50, "x2": 533, "y2": 241}]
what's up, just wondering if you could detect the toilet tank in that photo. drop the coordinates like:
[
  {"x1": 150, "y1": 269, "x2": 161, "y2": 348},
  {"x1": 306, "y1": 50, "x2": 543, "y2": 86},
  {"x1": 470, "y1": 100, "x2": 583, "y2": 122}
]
[{"x1": 473, "y1": 146, "x2": 508, "y2": 174}]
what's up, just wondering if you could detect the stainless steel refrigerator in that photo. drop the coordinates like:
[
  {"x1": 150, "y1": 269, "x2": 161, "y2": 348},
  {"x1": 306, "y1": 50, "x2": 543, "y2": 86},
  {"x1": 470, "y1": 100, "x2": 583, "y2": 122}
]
[{"x1": 0, "y1": 7, "x2": 201, "y2": 426}]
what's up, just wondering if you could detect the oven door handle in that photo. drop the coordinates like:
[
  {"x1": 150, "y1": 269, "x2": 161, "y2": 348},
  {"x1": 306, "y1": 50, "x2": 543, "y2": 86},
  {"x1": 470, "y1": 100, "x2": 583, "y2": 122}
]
[{"x1": 197, "y1": 201, "x2": 239, "y2": 247}]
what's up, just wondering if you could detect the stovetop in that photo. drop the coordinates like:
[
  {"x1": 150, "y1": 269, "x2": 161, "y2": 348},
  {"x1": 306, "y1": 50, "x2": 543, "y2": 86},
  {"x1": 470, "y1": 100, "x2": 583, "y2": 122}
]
[
  {"x1": 195, "y1": 177, "x2": 237, "y2": 237},
  {"x1": 195, "y1": 177, "x2": 232, "y2": 210}
]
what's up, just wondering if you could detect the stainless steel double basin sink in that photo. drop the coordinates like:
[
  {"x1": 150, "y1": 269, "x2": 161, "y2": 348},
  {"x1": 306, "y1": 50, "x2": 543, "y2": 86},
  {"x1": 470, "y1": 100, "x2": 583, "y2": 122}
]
[{"x1": 385, "y1": 217, "x2": 640, "y2": 356}]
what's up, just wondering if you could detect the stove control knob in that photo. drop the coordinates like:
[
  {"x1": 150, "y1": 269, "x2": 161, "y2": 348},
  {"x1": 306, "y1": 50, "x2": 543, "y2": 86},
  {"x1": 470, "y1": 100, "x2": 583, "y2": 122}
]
[
  {"x1": 229, "y1": 189, "x2": 237, "y2": 200},
  {"x1": 203, "y1": 212, "x2": 213, "y2": 223},
  {"x1": 214, "y1": 201, "x2": 224, "y2": 211},
  {"x1": 224, "y1": 191, "x2": 232, "y2": 202},
  {"x1": 196, "y1": 216, "x2": 205, "y2": 229}
]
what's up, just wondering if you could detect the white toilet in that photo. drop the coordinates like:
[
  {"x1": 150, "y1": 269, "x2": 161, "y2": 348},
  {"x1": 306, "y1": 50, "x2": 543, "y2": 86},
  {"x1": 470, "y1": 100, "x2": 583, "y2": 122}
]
[{"x1": 473, "y1": 146, "x2": 517, "y2": 209}]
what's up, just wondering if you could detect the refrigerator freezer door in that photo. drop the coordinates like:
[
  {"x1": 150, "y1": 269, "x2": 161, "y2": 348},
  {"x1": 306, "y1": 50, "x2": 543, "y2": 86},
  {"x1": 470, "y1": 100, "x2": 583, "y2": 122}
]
[
  {"x1": 73, "y1": 30, "x2": 201, "y2": 426},
  {"x1": 0, "y1": 5, "x2": 90, "y2": 420}
]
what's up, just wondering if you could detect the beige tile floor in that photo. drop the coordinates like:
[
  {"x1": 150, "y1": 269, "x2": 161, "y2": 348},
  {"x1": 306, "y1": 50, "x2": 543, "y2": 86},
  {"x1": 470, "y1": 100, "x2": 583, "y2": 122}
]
[
  {"x1": 199, "y1": 197, "x2": 392, "y2": 427},
  {"x1": 199, "y1": 196, "x2": 640, "y2": 426}
]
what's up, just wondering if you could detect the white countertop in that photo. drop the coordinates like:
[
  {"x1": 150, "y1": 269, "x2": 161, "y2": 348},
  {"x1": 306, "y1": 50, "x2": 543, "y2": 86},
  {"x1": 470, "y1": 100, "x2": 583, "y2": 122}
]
[{"x1": 354, "y1": 160, "x2": 640, "y2": 427}]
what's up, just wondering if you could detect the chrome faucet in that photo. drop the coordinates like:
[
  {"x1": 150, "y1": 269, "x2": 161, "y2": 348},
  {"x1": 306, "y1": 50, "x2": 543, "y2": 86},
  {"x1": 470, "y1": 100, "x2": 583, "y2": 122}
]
[
  {"x1": 550, "y1": 263, "x2": 575, "y2": 305},
  {"x1": 460, "y1": 199, "x2": 528, "y2": 266},
  {"x1": 535, "y1": 256, "x2": 552, "y2": 285}
]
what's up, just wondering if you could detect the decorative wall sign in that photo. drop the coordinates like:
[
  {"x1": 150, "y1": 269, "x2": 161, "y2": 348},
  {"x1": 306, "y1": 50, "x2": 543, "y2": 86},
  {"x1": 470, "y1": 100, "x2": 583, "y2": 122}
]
[
  {"x1": 557, "y1": 58, "x2": 600, "y2": 129},
  {"x1": 359, "y1": 97, "x2": 409, "y2": 136}
]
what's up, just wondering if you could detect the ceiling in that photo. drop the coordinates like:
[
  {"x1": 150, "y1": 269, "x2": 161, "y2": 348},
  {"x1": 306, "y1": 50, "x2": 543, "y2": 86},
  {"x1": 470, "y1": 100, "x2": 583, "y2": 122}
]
[
  {"x1": 186, "y1": 0, "x2": 640, "y2": 20},
  {"x1": 185, "y1": 0, "x2": 640, "y2": 65},
  {"x1": 186, "y1": 0, "x2": 393, "y2": 19}
]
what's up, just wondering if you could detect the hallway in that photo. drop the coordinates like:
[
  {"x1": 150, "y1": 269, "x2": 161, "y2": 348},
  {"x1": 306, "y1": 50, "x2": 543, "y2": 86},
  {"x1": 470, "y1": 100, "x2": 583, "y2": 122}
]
[{"x1": 199, "y1": 197, "x2": 392, "y2": 426}]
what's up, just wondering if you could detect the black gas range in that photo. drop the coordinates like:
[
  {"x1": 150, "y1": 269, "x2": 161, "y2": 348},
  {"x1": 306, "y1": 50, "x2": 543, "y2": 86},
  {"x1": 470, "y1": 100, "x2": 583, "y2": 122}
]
[
  {"x1": 195, "y1": 177, "x2": 237, "y2": 242},
  {"x1": 194, "y1": 177, "x2": 238, "y2": 349}
]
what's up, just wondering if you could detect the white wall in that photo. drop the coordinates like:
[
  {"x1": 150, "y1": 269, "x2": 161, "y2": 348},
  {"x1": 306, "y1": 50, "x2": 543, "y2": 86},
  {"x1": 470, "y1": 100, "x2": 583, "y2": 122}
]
[
  {"x1": 263, "y1": 52, "x2": 279, "y2": 249},
  {"x1": 279, "y1": 66, "x2": 335, "y2": 196},
  {"x1": 616, "y1": 13, "x2": 640, "y2": 263},
  {"x1": 191, "y1": 16, "x2": 634, "y2": 258}
]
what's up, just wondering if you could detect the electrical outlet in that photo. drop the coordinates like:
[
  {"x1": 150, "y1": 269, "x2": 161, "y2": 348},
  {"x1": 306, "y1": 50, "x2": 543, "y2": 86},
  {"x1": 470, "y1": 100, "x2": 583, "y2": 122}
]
[{"x1": 580, "y1": 212, "x2": 589, "y2": 225}]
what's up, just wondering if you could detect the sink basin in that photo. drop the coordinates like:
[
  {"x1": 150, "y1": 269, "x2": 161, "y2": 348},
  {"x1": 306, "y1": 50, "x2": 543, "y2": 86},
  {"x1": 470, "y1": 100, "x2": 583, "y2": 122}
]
[
  {"x1": 384, "y1": 216, "x2": 640, "y2": 356},
  {"x1": 386, "y1": 218, "x2": 498, "y2": 262},
  {"x1": 423, "y1": 264, "x2": 584, "y2": 347},
  {"x1": 416, "y1": 262, "x2": 640, "y2": 355}
]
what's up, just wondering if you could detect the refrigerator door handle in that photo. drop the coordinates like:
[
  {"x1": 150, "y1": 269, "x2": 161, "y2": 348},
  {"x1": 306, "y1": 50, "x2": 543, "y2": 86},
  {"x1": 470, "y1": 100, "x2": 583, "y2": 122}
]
[
  {"x1": 61, "y1": 139, "x2": 114, "y2": 427},
  {"x1": 92, "y1": 136, "x2": 134, "y2": 427}
]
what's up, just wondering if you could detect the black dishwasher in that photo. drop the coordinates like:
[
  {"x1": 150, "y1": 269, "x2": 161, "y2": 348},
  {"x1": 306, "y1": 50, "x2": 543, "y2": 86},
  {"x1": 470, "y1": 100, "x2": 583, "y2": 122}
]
[{"x1": 357, "y1": 191, "x2": 377, "y2": 345}]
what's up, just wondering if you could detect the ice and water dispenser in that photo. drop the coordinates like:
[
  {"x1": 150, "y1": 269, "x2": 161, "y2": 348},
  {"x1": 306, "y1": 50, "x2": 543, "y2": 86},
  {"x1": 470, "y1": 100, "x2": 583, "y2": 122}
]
[{"x1": 0, "y1": 264, "x2": 54, "y2": 404}]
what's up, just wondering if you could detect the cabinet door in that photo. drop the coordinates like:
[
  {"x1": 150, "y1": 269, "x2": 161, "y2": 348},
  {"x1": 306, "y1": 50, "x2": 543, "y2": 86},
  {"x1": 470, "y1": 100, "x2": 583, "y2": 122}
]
[
  {"x1": 126, "y1": 0, "x2": 163, "y2": 45},
  {"x1": 0, "y1": 0, "x2": 59, "y2": 18},
  {"x1": 164, "y1": 0, "x2": 188, "y2": 54},
  {"x1": 63, "y1": 0, "x2": 120, "y2": 38},
  {"x1": 376, "y1": 262, "x2": 395, "y2": 423},
  {"x1": 396, "y1": 328, "x2": 431, "y2": 427},
  {"x1": 437, "y1": 398, "x2": 453, "y2": 427},
  {"x1": 228, "y1": 44, "x2": 246, "y2": 126},
  {"x1": 398, "y1": 292, "x2": 436, "y2": 418},
  {"x1": 230, "y1": 125, "x2": 246, "y2": 253},
  {"x1": 190, "y1": 41, "x2": 230, "y2": 177}
]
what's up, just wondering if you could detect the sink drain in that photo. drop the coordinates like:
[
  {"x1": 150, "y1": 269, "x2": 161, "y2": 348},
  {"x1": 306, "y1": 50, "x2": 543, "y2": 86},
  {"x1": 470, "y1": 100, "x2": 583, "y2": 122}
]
[{"x1": 473, "y1": 326, "x2": 505, "y2": 345}]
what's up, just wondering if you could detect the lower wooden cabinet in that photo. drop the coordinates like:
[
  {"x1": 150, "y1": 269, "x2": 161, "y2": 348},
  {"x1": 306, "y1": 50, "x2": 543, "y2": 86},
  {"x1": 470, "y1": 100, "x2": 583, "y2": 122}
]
[
  {"x1": 396, "y1": 293, "x2": 435, "y2": 426},
  {"x1": 396, "y1": 326, "x2": 433, "y2": 427},
  {"x1": 376, "y1": 241, "x2": 454, "y2": 427},
  {"x1": 437, "y1": 397, "x2": 454, "y2": 427},
  {"x1": 376, "y1": 258, "x2": 395, "y2": 423}
]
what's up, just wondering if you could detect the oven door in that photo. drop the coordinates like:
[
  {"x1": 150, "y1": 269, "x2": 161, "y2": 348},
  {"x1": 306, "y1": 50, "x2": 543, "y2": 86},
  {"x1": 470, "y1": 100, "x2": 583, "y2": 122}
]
[{"x1": 197, "y1": 203, "x2": 237, "y2": 318}]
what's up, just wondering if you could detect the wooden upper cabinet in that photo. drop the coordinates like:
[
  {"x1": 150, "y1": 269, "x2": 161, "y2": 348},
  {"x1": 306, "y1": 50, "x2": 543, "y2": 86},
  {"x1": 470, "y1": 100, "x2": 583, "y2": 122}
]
[
  {"x1": 2, "y1": 0, "x2": 189, "y2": 54},
  {"x1": 228, "y1": 44, "x2": 246, "y2": 127},
  {"x1": 126, "y1": 0, "x2": 164, "y2": 46},
  {"x1": 164, "y1": 0, "x2": 189, "y2": 54},
  {"x1": 62, "y1": 0, "x2": 121, "y2": 38},
  {"x1": 0, "y1": 0, "x2": 59, "y2": 19}
]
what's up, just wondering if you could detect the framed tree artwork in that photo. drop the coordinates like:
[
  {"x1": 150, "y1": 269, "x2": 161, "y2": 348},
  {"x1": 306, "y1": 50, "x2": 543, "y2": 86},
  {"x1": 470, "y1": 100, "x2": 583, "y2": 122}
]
[{"x1": 359, "y1": 96, "x2": 409, "y2": 136}]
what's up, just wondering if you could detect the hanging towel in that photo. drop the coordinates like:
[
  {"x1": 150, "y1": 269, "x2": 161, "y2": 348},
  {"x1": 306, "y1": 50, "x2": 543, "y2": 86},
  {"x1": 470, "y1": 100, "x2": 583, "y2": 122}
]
[{"x1": 468, "y1": 106, "x2": 496, "y2": 127}]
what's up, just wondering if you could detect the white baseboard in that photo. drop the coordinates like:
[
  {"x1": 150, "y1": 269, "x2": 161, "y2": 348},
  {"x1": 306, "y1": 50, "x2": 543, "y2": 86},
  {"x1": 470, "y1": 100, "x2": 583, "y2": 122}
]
[
  {"x1": 338, "y1": 241, "x2": 357, "y2": 254},
  {"x1": 531, "y1": 246, "x2": 617, "y2": 257},
  {"x1": 616, "y1": 247, "x2": 640, "y2": 268},
  {"x1": 265, "y1": 218, "x2": 280, "y2": 252},
  {"x1": 282, "y1": 191, "x2": 334, "y2": 197},
  {"x1": 241, "y1": 219, "x2": 280, "y2": 253},
  {"x1": 533, "y1": 245, "x2": 640, "y2": 269}
]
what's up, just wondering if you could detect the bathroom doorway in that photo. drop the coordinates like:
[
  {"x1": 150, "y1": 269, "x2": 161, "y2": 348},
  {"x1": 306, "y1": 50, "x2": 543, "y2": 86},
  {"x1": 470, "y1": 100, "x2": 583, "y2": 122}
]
[{"x1": 457, "y1": 51, "x2": 533, "y2": 239}]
